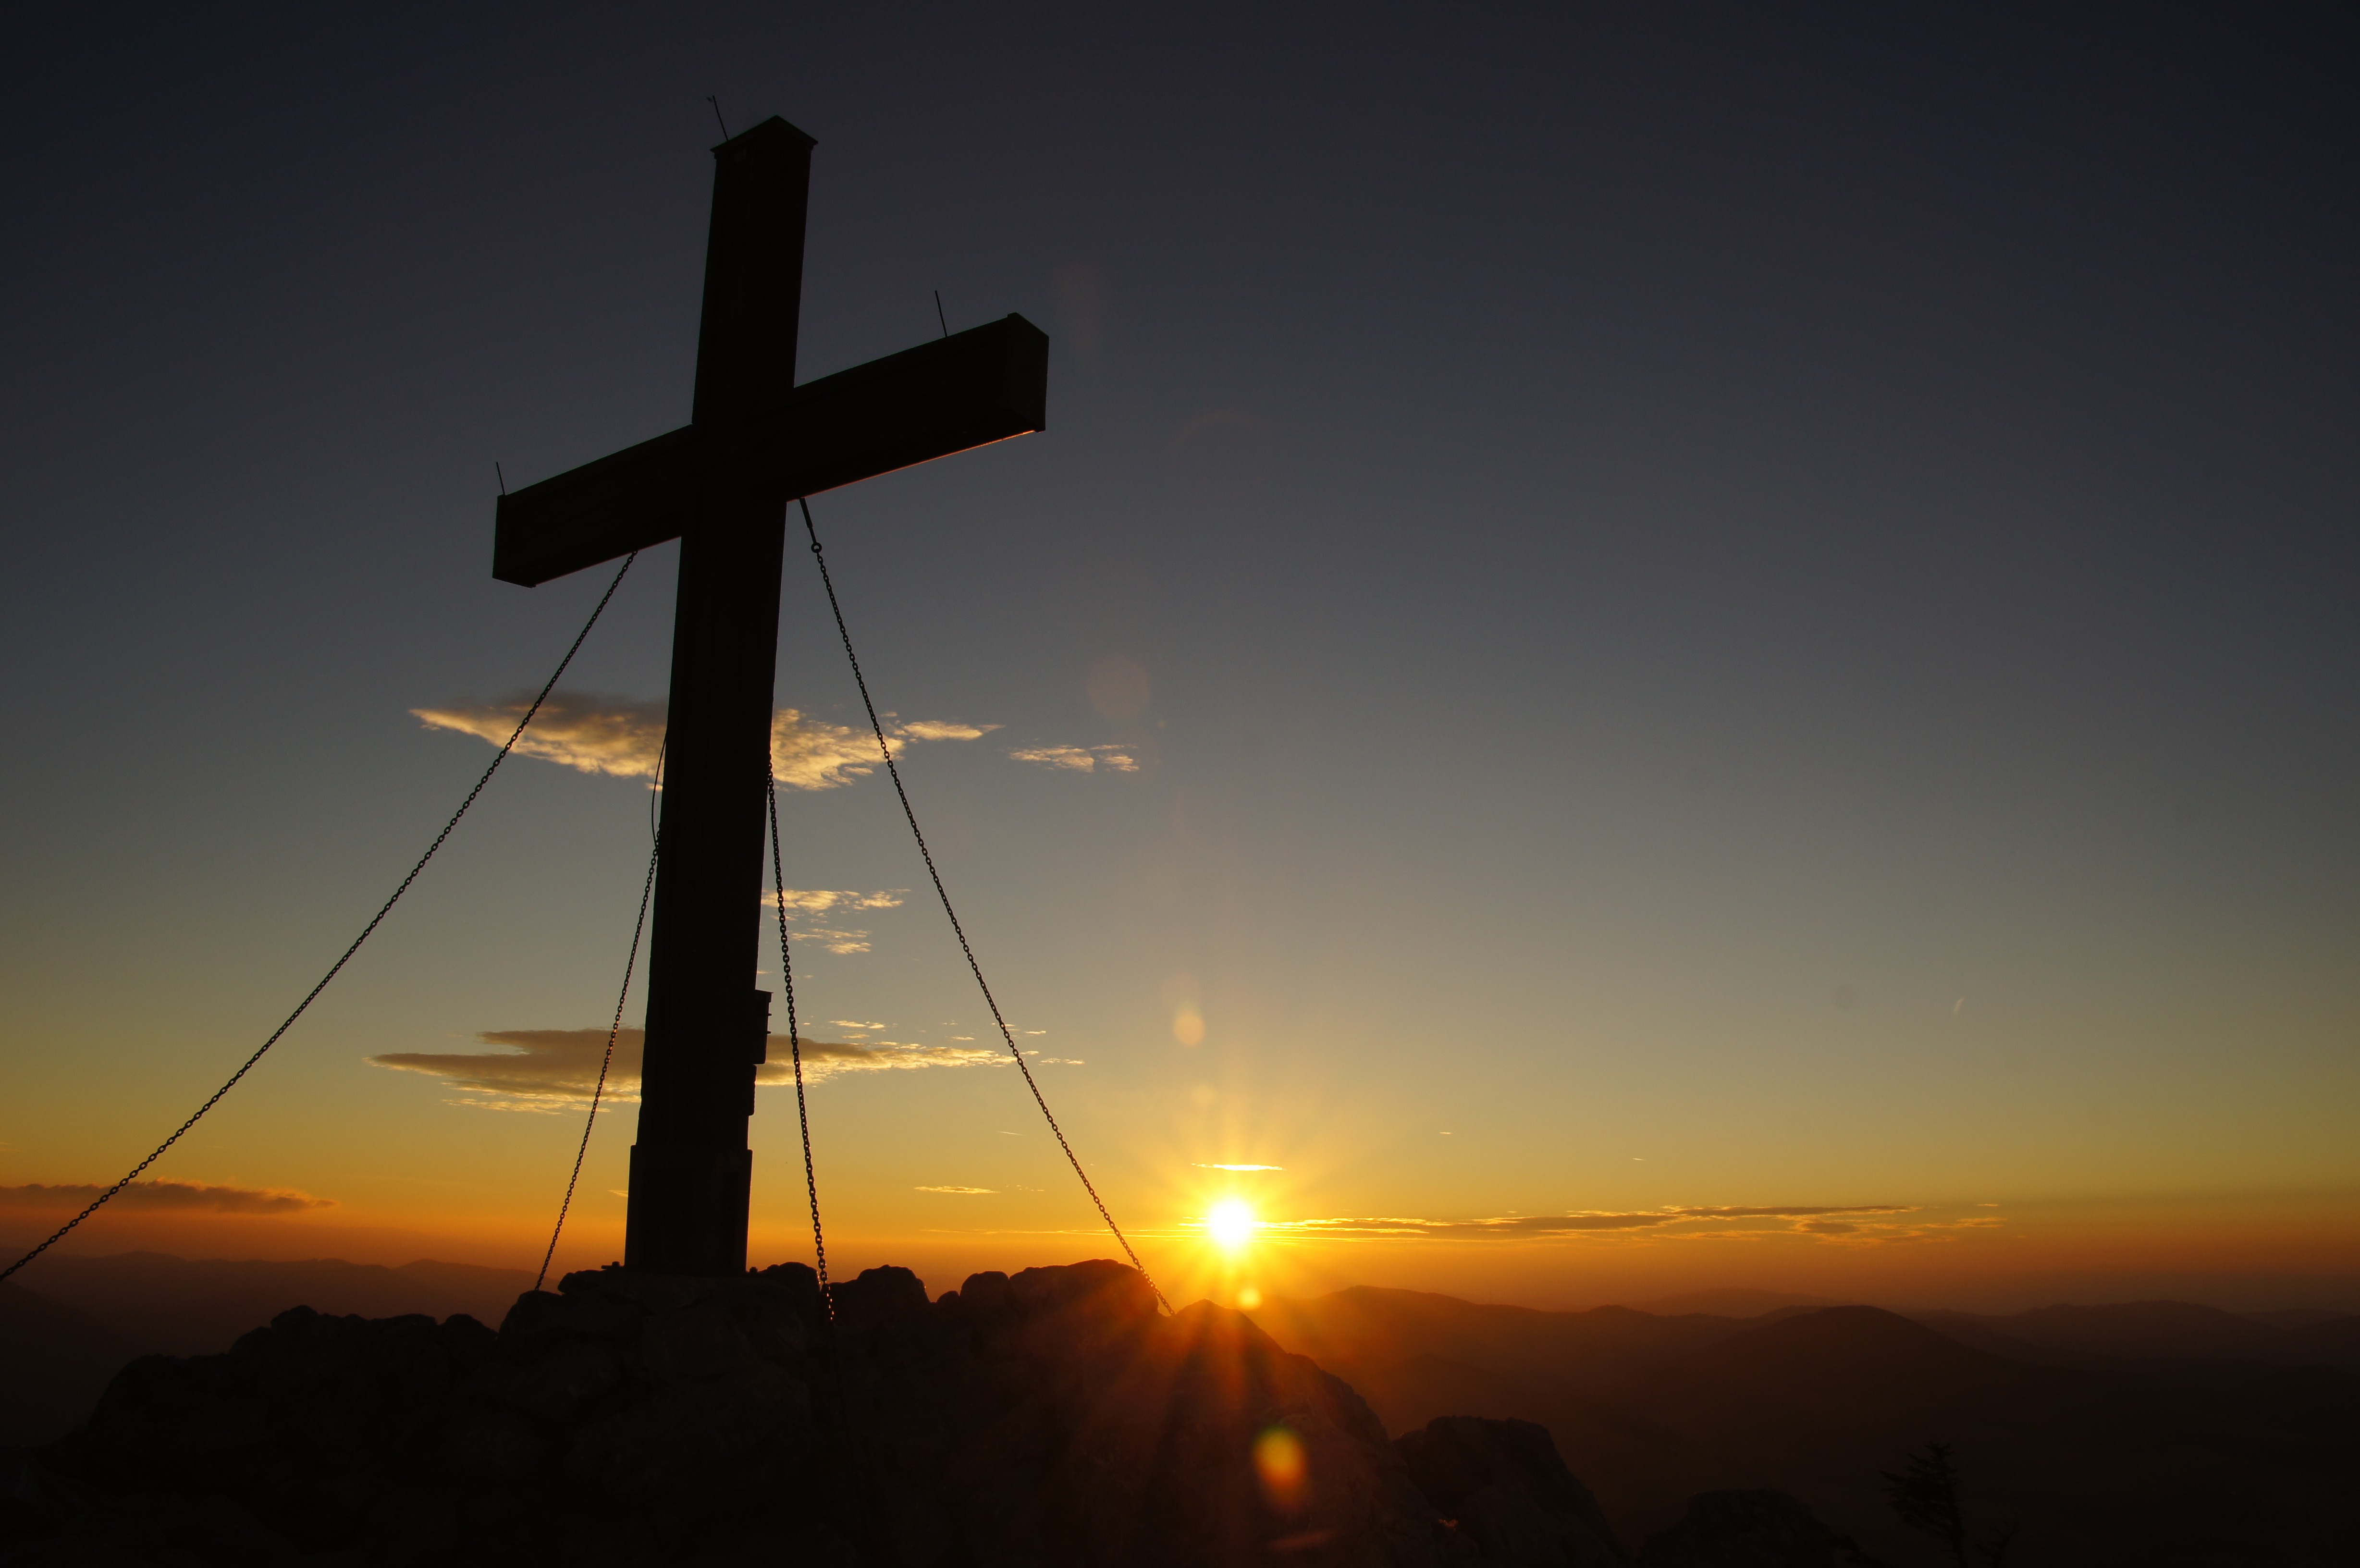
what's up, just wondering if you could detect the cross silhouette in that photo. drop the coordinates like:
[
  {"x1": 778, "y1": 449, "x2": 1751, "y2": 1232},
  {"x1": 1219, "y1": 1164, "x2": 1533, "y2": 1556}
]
[{"x1": 493, "y1": 116, "x2": 1047, "y2": 1275}]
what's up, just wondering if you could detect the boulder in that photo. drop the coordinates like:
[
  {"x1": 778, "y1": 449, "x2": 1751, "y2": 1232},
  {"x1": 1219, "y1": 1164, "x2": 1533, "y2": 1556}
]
[{"x1": 1396, "y1": 1416, "x2": 1629, "y2": 1566}]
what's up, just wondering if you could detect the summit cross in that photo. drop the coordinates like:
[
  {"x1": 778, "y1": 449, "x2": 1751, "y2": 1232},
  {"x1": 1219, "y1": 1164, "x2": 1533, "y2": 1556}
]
[{"x1": 492, "y1": 116, "x2": 1048, "y2": 1275}]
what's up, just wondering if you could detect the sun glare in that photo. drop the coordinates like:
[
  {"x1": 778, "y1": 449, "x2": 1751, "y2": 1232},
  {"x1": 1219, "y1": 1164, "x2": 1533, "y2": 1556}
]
[{"x1": 1205, "y1": 1198, "x2": 1259, "y2": 1250}]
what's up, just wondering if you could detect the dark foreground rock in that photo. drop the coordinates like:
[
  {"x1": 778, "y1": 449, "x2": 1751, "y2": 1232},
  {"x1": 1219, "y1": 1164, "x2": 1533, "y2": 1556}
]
[
  {"x1": 1637, "y1": 1491, "x2": 1853, "y2": 1568},
  {"x1": 0, "y1": 1259, "x2": 1650, "y2": 1567},
  {"x1": 1397, "y1": 1418, "x2": 1626, "y2": 1568}
]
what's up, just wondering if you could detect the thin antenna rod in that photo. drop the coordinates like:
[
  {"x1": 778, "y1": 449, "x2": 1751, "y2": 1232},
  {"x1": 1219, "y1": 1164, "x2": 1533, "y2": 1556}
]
[
  {"x1": 707, "y1": 96, "x2": 730, "y2": 140},
  {"x1": 495, "y1": 462, "x2": 507, "y2": 496},
  {"x1": 933, "y1": 290, "x2": 948, "y2": 338}
]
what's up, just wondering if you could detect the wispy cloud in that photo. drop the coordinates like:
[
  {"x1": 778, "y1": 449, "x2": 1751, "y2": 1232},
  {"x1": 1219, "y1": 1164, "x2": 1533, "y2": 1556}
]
[
  {"x1": 899, "y1": 720, "x2": 996, "y2": 742},
  {"x1": 412, "y1": 694, "x2": 994, "y2": 790},
  {"x1": 764, "y1": 890, "x2": 905, "y2": 953},
  {"x1": 775, "y1": 711, "x2": 994, "y2": 788},
  {"x1": 768, "y1": 709, "x2": 890, "y2": 790},
  {"x1": 1266, "y1": 1205, "x2": 1922, "y2": 1242},
  {"x1": 0, "y1": 1180, "x2": 332, "y2": 1214},
  {"x1": 915, "y1": 1186, "x2": 996, "y2": 1194},
  {"x1": 1008, "y1": 744, "x2": 1138, "y2": 773},
  {"x1": 794, "y1": 926, "x2": 877, "y2": 955},
  {"x1": 368, "y1": 1028, "x2": 1008, "y2": 1112},
  {"x1": 412, "y1": 693, "x2": 664, "y2": 778},
  {"x1": 775, "y1": 1040, "x2": 1008, "y2": 1080},
  {"x1": 1194, "y1": 1163, "x2": 1284, "y2": 1172},
  {"x1": 768, "y1": 890, "x2": 904, "y2": 914}
]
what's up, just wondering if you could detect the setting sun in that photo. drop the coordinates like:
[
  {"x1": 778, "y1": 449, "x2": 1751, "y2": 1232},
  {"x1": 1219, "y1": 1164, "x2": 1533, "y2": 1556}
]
[{"x1": 1205, "y1": 1199, "x2": 1259, "y2": 1250}]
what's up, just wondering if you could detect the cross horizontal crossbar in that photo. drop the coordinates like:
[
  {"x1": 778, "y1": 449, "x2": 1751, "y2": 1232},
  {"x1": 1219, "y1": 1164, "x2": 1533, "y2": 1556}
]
[{"x1": 493, "y1": 314, "x2": 1047, "y2": 587}]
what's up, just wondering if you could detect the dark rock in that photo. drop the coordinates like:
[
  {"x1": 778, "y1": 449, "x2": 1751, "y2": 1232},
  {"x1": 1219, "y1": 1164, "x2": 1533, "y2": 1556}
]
[
  {"x1": 500, "y1": 1284, "x2": 646, "y2": 1348},
  {"x1": 3, "y1": 1459, "x2": 303, "y2": 1566},
  {"x1": 630, "y1": 1294, "x2": 764, "y2": 1386},
  {"x1": 956, "y1": 1268, "x2": 1012, "y2": 1317},
  {"x1": 58, "y1": 1305, "x2": 492, "y2": 1549},
  {"x1": 1637, "y1": 1491, "x2": 1846, "y2": 1568},
  {"x1": 1006, "y1": 1257, "x2": 1152, "y2": 1321},
  {"x1": 564, "y1": 1363, "x2": 812, "y2": 1501},
  {"x1": 831, "y1": 1264, "x2": 931, "y2": 1329},
  {"x1": 438, "y1": 1405, "x2": 549, "y2": 1483},
  {"x1": 1396, "y1": 1416, "x2": 1629, "y2": 1566},
  {"x1": 475, "y1": 1334, "x2": 626, "y2": 1422},
  {"x1": 5, "y1": 1259, "x2": 1582, "y2": 1566},
  {"x1": 748, "y1": 1260, "x2": 824, "y2": 1325}
]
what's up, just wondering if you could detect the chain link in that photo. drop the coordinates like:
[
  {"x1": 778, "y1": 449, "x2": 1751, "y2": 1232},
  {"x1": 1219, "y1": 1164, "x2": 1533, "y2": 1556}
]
[
  {"x1": 535, "y1": 823, "x2": 660, "y2": 1293},
  {"x1": 769, "y1": 771, "x2": 834, "y2": 1316}
]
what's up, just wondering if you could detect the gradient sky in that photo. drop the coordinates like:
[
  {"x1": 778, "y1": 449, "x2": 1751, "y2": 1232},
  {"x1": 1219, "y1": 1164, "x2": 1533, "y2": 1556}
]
[{"x1": 3, "y1": 5, "x2": 2354, "y2": 1312}]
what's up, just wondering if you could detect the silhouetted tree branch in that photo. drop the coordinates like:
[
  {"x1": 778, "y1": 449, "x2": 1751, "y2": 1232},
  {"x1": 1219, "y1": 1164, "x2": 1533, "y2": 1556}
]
[{"x1": 1881, "y1": 1441, "x2": 2019, "y2": 1567}]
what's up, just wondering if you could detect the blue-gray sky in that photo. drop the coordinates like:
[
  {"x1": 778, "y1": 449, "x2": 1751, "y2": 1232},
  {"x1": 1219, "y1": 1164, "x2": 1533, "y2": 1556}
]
[{"x1": 2, "y1": 4, "x2": 2353, "y2": 1309}]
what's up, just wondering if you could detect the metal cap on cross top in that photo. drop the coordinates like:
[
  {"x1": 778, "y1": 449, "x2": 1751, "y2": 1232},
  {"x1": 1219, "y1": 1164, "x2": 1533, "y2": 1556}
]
[{"x1": 491, "y1": 116, "x2": 1049, "y2": 1276}]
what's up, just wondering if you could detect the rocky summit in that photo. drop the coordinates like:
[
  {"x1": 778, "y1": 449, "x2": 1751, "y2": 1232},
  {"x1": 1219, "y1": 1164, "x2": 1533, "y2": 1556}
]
[{"x1": 0, "y1": 1259, "x2": 1815, "y2": 1568}]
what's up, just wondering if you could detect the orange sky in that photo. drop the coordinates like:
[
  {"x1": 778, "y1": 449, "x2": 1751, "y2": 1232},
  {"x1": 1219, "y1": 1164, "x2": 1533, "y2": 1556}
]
[{"x1": 7, "y1": 1170, "x2": 2356, "y2": 1315}]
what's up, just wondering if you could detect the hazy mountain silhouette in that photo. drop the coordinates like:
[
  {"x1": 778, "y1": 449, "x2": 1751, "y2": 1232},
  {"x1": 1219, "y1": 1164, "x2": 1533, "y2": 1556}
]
[
  {"x1": 1254, "y1": 1288, "x2": 2360, "y2": 1565},
  {"x1": 22, "y1": 1251, "x2": 535, "y2": 1354},
  {"x1": 2278, "y1": 1313, "x2": 2360, "y2": 1371},
  {"x1": 0, "y1": 1283, "x2": 137, "y2": 1448},
  {"x1": 2240, "y1": 1306, "x2": 2353, "y2": 1332},
  {"x1": 1248, "y1": 1287, "x2": 1762, "y2": 1395},
  {"x1": 1910, "y1": 1298, "x2": 2360, "y2": 1373},
  {"x1": 0, "y1": 1251, "x2": 533, "y2": 1446},
  {"x1": 1621, "y1": 1290, "x2": 1844, "y2": 1318}
]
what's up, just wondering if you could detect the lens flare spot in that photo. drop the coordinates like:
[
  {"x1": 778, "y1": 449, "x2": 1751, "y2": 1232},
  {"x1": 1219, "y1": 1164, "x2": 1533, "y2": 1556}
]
[
  {"x1": 1206, "y1": 1198, "x2": 1258, "y2": 1250},
  {"x1": 1173, "y1": 1004, "x2": 1206, "y2": 1046},
  {"x1": 1253, "y1": 1425, "x2": 1307, "y2": 1508},
  {"x1": 1237, "y1": 1284, "x2": 1263, "y2": 1311}
]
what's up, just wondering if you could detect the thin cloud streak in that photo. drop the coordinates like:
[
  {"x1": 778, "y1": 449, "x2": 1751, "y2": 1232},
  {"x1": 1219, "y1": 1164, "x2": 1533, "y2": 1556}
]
[
  {"x1": 768, "y1": 890, "x2": 904, "y2": 914},
  {"x1": 369, "y1": 1028, "x2": 1008, "y2": 1112},
  {"x1": 1271, "y1": 1205, "x2": 1922, "y2": 1241},
  {"x1": 411, "y1": 694, "x2": 996, "y2": 790},
  {"x1": 1008, "y1": 744, "x2": 1138, "y2": 773},
  {"x1": 0, "y1": 1180, "x2": 333, "y2": 1214}
]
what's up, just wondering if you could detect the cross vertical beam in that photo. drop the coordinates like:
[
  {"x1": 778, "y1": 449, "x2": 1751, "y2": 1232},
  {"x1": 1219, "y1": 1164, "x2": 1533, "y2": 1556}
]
[
  {"x1": 491, "y1": 114, "x2": 1046, "y2": 1276},
  {"x1": 625, "y1": 119, "x2": 812, "y2": 1275}
]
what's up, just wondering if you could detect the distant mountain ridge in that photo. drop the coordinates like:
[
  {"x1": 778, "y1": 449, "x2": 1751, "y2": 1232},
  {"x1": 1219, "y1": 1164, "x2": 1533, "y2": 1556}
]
[
  {"x1": 1908, "y1": 1298, "x2": 2360, "y2": 1372},
  {"x1": 1618, "y1": 1288, "x2": 1844, "y2": 1317},
  {"x1": 0, "y1": 1250, "x2": 534, "y2": 1446},
  {"x1": 1251, "y1": 1285, "x2": 2360, "y2": 1565},
  {"x1": 0, "y1": 1283, "x2": 136, "y2": 1450},
  {"x1": 18, "y1": 1251, "x2": 534, "y2": 1347}
]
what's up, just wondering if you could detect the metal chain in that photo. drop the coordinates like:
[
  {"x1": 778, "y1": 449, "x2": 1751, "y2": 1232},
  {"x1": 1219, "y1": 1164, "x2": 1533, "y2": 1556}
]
[
  {"x1": 795, "y1": 498, "x2": 1171, "y2": 1314},
  {"x1": 535, "y1": 822, "x2": 660, "y2": 1292},
  {"x1": 768, "y1": 770, "x2": 834, "y2": 1316},
  {"x1": 1, "y1": 551, "x2": 640, "y2": 1286}
]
